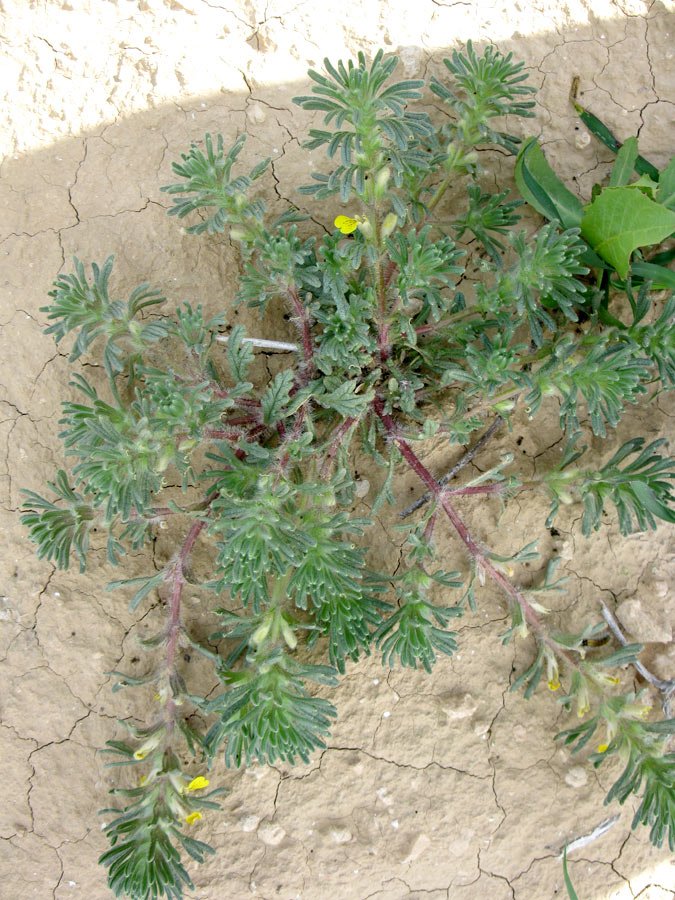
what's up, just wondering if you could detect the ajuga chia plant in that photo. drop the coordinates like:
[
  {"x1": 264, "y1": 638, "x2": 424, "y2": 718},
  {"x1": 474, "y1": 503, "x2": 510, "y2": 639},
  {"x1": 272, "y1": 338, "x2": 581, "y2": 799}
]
[{"x1": 21, "y1": 42, "x2": 675, "y2": 900}]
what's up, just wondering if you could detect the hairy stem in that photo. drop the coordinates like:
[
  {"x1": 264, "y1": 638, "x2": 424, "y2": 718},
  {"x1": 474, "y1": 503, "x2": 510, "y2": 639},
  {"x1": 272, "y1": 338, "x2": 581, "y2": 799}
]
[
  {"x1": 164, "y1": 515, "x2": 210, "y2": 743},
  {"x1": 400, "y1": 416, "x2": 503, "y2": 518},
  {"x1": 373, "y1": 397, "x2": 578, "y2": 670},
  {"x1": 286, "y1": 284, "x2": 315, "y2": 381}
]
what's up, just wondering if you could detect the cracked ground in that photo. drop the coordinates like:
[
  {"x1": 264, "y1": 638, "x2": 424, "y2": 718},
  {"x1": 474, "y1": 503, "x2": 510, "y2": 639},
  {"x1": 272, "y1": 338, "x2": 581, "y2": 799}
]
[{"x1": 1, "y1": 1, "x2": 675, "y2": 898}]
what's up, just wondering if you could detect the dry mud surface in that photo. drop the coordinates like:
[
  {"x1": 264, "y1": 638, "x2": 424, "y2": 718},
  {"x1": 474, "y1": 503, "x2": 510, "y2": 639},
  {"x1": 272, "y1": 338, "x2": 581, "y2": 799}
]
[{"x1": 1, "y1": 1, "x2": 675, "y2": 899}]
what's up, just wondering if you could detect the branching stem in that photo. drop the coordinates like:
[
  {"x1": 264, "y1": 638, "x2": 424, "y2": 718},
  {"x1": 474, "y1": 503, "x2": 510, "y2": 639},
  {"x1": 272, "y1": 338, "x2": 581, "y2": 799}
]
[{"x1": 374, "y1": 397, "x2": 579, "y2": 671}]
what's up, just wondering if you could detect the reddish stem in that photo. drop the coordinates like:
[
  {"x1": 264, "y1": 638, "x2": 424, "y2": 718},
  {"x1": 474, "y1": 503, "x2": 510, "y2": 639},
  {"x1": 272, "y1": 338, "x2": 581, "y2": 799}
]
[
  {"x1": 287, "y1": 285, "x2": 315, "y2": 382},
  {"x1": 445, "y1": 483, "x2": 510, "y2": 497},
  {"x1": 275, "y1": 406, "x2": 307, "y2": 482},
  {"x1": 372, "y1": 397, "x2": 577, "y2": 669},
  {"x1": 320, "y1": 417, "x2": 357, "y2": 480},
  {"x1": 378, "y1": 322, "x2": 391, "y2": 365},
  {"x1": 163, "y1": 492, "x2": 216, "y2": 740},
  {"x1": 422, "y1": 509, "x2": 438, "y2": 544}
]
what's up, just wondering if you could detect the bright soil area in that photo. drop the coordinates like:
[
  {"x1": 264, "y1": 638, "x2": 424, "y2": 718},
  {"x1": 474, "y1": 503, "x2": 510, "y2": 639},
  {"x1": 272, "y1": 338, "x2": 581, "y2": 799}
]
[{"x1": 1, "y1": 1, "x2": 674, "y2": 898}]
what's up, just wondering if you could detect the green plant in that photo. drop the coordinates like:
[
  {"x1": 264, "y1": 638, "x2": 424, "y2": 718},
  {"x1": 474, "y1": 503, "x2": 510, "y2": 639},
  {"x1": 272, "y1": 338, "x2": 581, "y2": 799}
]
[
  {"x1": 515, "y1": 81, "x2": 675, "y2": 299},
  {"x1": 21, "y1": 42, "x2": 675, "y2": 900},
  {"x1": 562, "y1": 845, "x2": 580, "y2": 900}
]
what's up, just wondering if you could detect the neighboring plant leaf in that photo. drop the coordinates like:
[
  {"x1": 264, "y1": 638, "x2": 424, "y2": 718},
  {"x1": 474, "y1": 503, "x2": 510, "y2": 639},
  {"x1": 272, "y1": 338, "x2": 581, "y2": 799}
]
[
  {"x1": 609, "y1": 136, "x2": 638, "y2": 188},
  {"x1": 514, "y1": 138, "x2": 583, "y2": 229},
  {"x1": 630, "y1": 260, "x2": 675, "y2": 292},
  {"x1": 572, "y1": 100, "x2": 659, "y2": 180},
  {"x1": 656, "y1": 156, "x2": 675, "y2": 210},
  {"x1": 562, "y1": 845, "x2": 580, "y2": 900},
  {"x1": 581, "y1": 187, "x2": 675, "y2": 278}
]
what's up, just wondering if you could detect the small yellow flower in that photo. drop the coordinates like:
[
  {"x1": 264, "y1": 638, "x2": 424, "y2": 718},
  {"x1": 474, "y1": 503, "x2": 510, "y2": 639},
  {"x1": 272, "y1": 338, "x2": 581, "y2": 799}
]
[
  {"x1": 133, "y1": 749, "x2": 148, "y2": 760},
  {"x1": 597, "y1": 743, "x2": 609, "y2": 753},
  {"x1": 186, "y1": 811, "x2": 202, "y2": 825},
  {"x1": 334, "y1": 215, "x2": 360, "y2": 234},
  {"x1": 139, "y1": 775, "x2": 147, "y2": 786},
  {"x1": 624, "y1": 702, "x2": 653, "y2": 721},
  {"x1": 547, "y1": 679, "x2": 561, "y2": 691},
  {"x1": 187, "y1": 776, "x2": 210, "y2": 791}
]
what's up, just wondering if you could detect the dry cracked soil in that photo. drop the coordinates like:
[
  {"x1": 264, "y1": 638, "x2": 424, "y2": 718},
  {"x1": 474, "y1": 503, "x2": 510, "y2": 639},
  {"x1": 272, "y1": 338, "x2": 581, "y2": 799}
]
[{"x1": 1, "y1": 1, "x2": 675, "y2": 899}]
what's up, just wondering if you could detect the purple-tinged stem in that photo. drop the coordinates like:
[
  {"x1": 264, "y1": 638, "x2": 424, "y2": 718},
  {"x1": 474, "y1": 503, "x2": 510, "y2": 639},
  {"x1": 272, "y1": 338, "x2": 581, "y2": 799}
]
[{"x1": 373, "y1": 397, "x2": 578, "y2": 670}]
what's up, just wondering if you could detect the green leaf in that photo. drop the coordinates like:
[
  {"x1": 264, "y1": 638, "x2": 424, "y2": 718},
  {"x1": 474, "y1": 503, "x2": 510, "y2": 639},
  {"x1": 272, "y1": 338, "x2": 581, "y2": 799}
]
[
  {"x1": 656, "y1": 156, "x2": 675, "y2": 210},
  {"x1": 514, "y1": 138, "x2": 583, "y2": 229},
  {"x1": 581, "y1": 186, "x2": 675, "y2": 278},
  {"x1": 609, "y1": 136, "x2": 638, "y2": 187},
  {"x1": 226, "y1": 324, "x2": 255, "y2": 383},
  {"x1": 316, "y1": 380, "x2": 375, "y2": 417},
  {"x1": 562, "y1": 846, "x2": 580, "y2": 900},
  {"x1": 106, "y1": 571, "x2": 167, "y2": 612},
  {"x1": 573, "y1": 102, "x2": 659, "y2": 180},
  {"x1": 631, "y1": 261, "x2": 675, "y2": 291},
  {"x1": 261, "y1": 370, "x2": 294, "y2": 424}
]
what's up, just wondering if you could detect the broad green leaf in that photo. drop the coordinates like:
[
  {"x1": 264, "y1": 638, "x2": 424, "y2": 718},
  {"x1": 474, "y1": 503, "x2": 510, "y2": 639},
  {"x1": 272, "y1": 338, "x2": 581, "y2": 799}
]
[
  {"x1": 609, "y1": 136, "x2": 638, "y2": 187},
  {"x1": 581, "y1": 187, "x2": 675, "y2": 278},
  {"x1": 515, "y1": 138, "x2": 583, "y2": 229},
  {"x1": 657, "y1": 156, "x2": 675, "y2": 210},
  {"x1": 618, "y1": 173, "x2": 659, "y2": 201}
]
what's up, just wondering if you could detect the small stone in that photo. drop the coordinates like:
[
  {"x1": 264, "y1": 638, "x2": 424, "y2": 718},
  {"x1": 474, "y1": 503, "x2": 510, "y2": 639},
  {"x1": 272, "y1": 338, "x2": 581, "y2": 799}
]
[
  {"x1": 400, "y1": 832, "x2": 431, "y2": 865},
  {"x1": 615, "y1": 597, "x2": 672, "y2": 643},
  {"x1": 240, "y1": 814, "x2": 260, "y2": 832},
  {"x1": 257, "y1": 821, "x2": 286, "y2": 846},
  {"x1": 246, "y1": 102, "x2": 266, "y2": 124},
  {"x1": 565, "y1": 766, "x2": 588, "y2": 788},
  {"x1": 574, "y1": 130, "x2": 591, "y2": 150},
  {"x1": 329, "y1": 827, "x2": 352, "y2": 843},
  {"x1": 399, "y1": 45, "x2": 422, "y2": 76},
  {"x1": 354, "y1": 478, "x2": 370, "y2": 498},
  {"x1": 439, "y1": 692, "x2": 478, "y2": 721}
]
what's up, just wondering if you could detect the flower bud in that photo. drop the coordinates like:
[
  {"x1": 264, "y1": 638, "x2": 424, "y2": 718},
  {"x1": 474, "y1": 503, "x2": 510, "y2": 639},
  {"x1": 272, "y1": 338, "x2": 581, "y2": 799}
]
[
  {"x1": 251, "y1": 619, "x2": 271, "y2": 647},
  {"x1": 374, "y1": 167, "x2": 391, "y2": 198},
  {"x1": 357, "y1": 218, "x2": 373, "y2": 240},
  {"x1": 157, "y1": 446, "x2": 174, "y2": 473},
  {"x1": 133, "y1": 727, "x2": 165, "y2": 760},
  {"x1": 381, "y1": 212, "x2": 398, "y2": 239},
  {"x1": 233, "y1": 192, "x2": 247, "y2": 210},
  {"x1": 230, "y1": 225, "x2": 254, "y2": 242},
  {"x1": 280, "y1": 618, "x2": 297, "y2": 650},
  {"x1": 493, "y1": 399, "x2": 516, "y2": 414}
]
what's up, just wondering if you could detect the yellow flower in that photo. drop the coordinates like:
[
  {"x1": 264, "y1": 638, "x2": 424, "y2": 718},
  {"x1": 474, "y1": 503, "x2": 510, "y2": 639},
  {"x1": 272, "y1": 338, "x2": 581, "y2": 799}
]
[
  {"x1": 547, "y1": 679, "x2": 561, "y2": 691},
  {"x1": 132, "y1": 728, "x2": 164, "y2": 760},
  {"x1": 334, "y1": 215, "x2": 360, "y2": 234},
  {"x1": 186, "y1": 811, "x2": 202, "y2": 825},
  {"x1": 139, "y1": 775, "x2": 147, "y2": 786},
  {"x1": 597, "y1": 743, "x2": 609, "y2": 753},
  {"x1": 187, "y1": 776, "x2": 210, "y2": 791},
  {"x1": 624, "y1": 702, "x2": 653, "y2": 721}
]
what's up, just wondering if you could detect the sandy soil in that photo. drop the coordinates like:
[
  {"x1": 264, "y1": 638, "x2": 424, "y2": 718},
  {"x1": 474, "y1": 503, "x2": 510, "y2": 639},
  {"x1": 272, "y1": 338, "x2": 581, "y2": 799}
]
[{"x1": 1, "y1": 1, "x2": 675, "y2": 898}]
